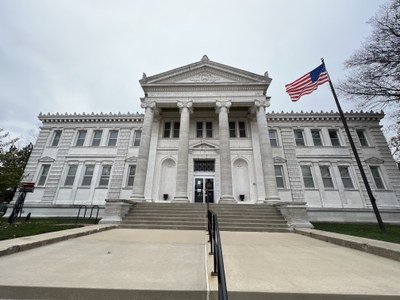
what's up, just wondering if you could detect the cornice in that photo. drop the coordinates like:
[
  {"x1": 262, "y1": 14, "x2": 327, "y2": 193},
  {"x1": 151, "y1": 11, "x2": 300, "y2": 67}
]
[
  {"x1": 266, "y1": 110, "x2": 384, "y2": 122},
  {"x1": 38, "y1": 112, "x2": 144, "y2": 124}
]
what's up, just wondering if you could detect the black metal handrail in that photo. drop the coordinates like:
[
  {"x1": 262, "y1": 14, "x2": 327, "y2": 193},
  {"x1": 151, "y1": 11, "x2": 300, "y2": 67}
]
[
  {"x1": 89, "y1": 205, "x2": 100, "y2": 221},
  {"x1": 75, "y1": 205, "x2": 87, "y2": 224},
  {"x1": 208, "y1": 210, "x2": 228, "y2": 300}
]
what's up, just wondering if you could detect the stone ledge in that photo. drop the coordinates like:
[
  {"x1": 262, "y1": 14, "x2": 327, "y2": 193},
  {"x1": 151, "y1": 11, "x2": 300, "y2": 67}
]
[{"x1": 295, "y1": 228, "x2": 400, "y2": 262}]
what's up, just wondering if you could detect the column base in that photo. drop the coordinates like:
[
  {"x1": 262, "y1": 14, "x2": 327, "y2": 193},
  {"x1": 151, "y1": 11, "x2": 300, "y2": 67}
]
[
  {"x1": 259, "y1": 196, "x2": 281, "y2": 205},
  {"x1": 172, "y1": 196, "x2": 190, "y2": 203},
  {"x1": 218, "y1": 195, "x2": 237, "y2": 204},
  {"x1": 130, "y1": 194, "x2": 146, "y2": 203}
]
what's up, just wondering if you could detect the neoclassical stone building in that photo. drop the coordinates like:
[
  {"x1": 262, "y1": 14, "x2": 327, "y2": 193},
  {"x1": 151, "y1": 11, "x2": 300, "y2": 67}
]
[{"x1": 21, "y1": 56, "x2": 400, "y2": 222}]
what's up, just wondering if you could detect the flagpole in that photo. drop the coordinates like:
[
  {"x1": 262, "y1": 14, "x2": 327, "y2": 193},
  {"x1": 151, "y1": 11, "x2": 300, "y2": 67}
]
[{"x1": 321, "y1": 58, "x2": 385, "y2": 233}]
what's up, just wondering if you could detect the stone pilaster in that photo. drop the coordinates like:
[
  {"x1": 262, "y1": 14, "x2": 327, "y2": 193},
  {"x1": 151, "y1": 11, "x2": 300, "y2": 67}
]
[
  {"x1": 216, "y1": 100, "x2": 236, "y2": 204},
  {"x1": 131, "y1": 100, "x2": 156, "y2": 201},
  {"x1": 254, "y1": 98, "x2": 280, "y2": 204},
  {"x1": 173, "y1": 100, "x2": 192, "y2": 203}
]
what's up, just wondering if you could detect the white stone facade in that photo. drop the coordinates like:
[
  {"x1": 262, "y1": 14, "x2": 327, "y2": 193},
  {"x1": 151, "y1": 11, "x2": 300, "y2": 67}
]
[{"x1": 21, "y1": 56, "x2": 400, "y2": 222}]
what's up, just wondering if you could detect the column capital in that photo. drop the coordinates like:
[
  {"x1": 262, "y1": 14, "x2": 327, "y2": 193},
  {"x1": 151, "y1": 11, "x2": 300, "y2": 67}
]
[
  {"x1": 215, "y1": 100, "x2": 232, "y2": 114},
  {"x1": 254, "y1": 97, "x2": 271, "y2": 109},
  {"x1": 140, "y1": 99, "x2": 156, "y2": 110},
  {"x1": 177, "y1": 100, "x2": 193, "y2": 113}
]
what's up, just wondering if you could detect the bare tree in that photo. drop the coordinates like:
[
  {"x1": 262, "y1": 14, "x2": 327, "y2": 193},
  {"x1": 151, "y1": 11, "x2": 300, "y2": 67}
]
[{"x1": 338, "y1": 0, "x2": 400, "y2": 119}]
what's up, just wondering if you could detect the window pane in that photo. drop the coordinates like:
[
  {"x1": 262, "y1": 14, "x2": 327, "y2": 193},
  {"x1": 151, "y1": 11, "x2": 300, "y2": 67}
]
[
  {"x1": 51, "y1": 130, "x2": 62, "y2": 147},
  {"x1": 92, "y1": 130, "x2": 102, "y2": 146},
  {"x1": 339, "y1": 166, "x2": 354, "y2": 189},
  {"x1": 320, "y1": 166, "x2": 334, "y2": 188},
  {"x1": 38, "y1": 164, "x2": 50, "y2": 186},
  {"x1": 108, "y1": 130, "x2": 118, "y2": 146},
  {"x1": 294, "y1": 129, "x2": 305, "y2": 146},
  {"x1": 370, "y1": 166, "x2": 385, "y2": 189},
  {"x1": 238, "y1": 122, "x2": 246, "y2": 138},
  {"x1": 206, "y1": 122, "x2": 213, "y2": 138},
  {"x1": 274, "y1": 165, "x2": 284, "y2": 188},
  {"x1": 311, "y1": 130, "x2": 322, "y2": 146},
  {"x1": 301, "y1": 166, "x2": 314, "y2": 188},
  {"x1": 229, "y1": 122, "x2": 236, "y2": 138},
  {"x1": 76, "y1": 130, "x2": 87, "y2": 146},
  {"x1": 196, "y1": 122, "x2": 203, "y2": 138},
  {"x1": 82, "y1": 165, "x2": 95, "y2": 186},
  {"x1": 173, "y1": 122, "x2": 180, "y2": 138},
  {"x1": 133, "y1": 130, "x2": 142, "y2": 146},
  {"x1": 269, "y1": 129, "x2": 278, "y2": 147},
  {"x1": 99, "y1": 165, "x2": 111, "y2": 186},
  {"x1": 127, "y1": 165, "x2": 136, "y2": 187},
  {"x1": 163, "y1": 122, "x2": 171, "y2": 138},
  {"x1": 357, "y1": 130, "x2": 368, "y2": 147},
  {"x1": 329, "y1": 130, "x2": 340, "y2": 146},
  {"x1": 194, "y1": 160, "x2": 215, "y2": 172},
  {"x1": 64, "y1": 165, "x2": 78, "y2": 186}
]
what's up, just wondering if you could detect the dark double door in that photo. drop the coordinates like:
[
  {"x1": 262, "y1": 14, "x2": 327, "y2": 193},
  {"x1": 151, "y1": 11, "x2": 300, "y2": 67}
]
[{"x1": 194, "y1": 177, "x2": 214, "y2": 203}]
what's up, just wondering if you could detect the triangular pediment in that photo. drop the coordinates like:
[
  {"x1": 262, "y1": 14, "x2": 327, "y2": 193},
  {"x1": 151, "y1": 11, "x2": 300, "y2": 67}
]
[
  {"x1": 190, "y1": 141, "x2": 219, "y2": 150},
  {"x1": 365, "y1": 157, "x2": 384, "y2": 164},
  {"x1": 38, "y1": 156, "x2": 55, "y2": 162},
  {"x1": 274, "y1": 156, "x2": 287, "y2": 163},
  {"x1": 125, "y1": 156, "x2": 138, "y2": 162},
  {"x1": 140, "y1": 55, "x2": 271, "y2": 86}
]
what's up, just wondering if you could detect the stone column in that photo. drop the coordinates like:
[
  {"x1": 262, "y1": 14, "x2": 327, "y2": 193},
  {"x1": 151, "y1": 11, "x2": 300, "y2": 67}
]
[
  {"x1": 131, "y1": 100, "x2": 156, "y2": 201},
  {"x1": 173, "y1": 100, "x2": 192, "y2": 203},
  {"x1": 255, "y1": 98, "x2": 280, "y2": 204},
  {"x1": 216, "y1": 100, "x2": 236, "y2": 204}
]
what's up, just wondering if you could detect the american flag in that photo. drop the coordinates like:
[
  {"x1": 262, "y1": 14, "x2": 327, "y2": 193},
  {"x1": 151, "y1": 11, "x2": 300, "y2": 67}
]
[{"x1": 285, "y1": 64, "x2": 330, "y2": 102}]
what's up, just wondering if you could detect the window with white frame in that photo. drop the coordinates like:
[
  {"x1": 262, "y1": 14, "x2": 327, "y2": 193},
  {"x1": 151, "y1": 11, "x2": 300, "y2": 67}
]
[
  {"x1": 81, "y1": 165, "x2": 95, "y2": 186},
  {"x1": 294, "y1": 129, "x2": 305, "y2": 146},
  {"x1": 91, "y1": 130, "x2": 103, "y2": 146},
  {"x1": 163, "y1": 121, "x2": 180, "y2": 138},
  {"x1": 229, "y1": 121, "x2": 246, "y2": 138},
  {"x1": 338, "y1": 166, "x2": 354, "y2": 189},
  {"x1": 357, "y1": 130, "x2": 369, "y2": 147},
  {"x1": 127, "y1": 165, "x2": 136, "y2": 187},
  {"x1": 99, "y1": 165, "x2": 112, "y2": 186},
  {"x1": 196, "y1": 121, "x2": 213, "y2": 138},
  {"x1": 107, "y1": 130, "x2": 118, "y2": 146},
  {"x1": 301, "y1": 165, "x2": 315, "y2": 188},
  {"x1": 274, "y1": 165, "x2": 285, "y2": 188},
  {"x1": 329, "y1": 129, "x2": 341, "y2": 146},
  {"x1": 64, "y1": 165, "x2": 78, "y2": 186},
  {"x1": 269, "y1": 129, "x2": 278, "y2": 147},
  {"x1": 133, "y1": 130, "x2": 142, "y2": 147},
  {"x1": 319, "y1": 166, "x2": 334, "y2": 188},
  {"x1": 51, "y1": 130, "x2": 62, "y2": 147},
  {"x1": 370, "y1": 166, "x2": 385, "y2": 189},
  {"x1": 37, "y1": 164, "x2": 51, "y2": 186},
  {"x1": 311, "y1": 129, "x2": 323, "y2": 146},
  {"x1": 75, "y1": 130, "x2": 87, "y2": 146}
]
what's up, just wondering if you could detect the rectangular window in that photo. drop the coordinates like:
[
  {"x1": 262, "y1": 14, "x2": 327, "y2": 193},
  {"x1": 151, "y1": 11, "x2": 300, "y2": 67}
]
[
  {"x1": 274, "y1": 165, "x2": 285, "y2": 188},
  {"x1": 196, "y1": 122, "x2": 203, "y2": 138},
  {"x1": 329, "y1": 129, "x2": 341, "y2": 146},
  {"x1": 229, "y1": 122, "x2": 236, "y2": 138},
  {"x1": 339, "y1": 166, "x2": 354, "y2": 189},
  {"x1": 269, "y1": 129, "x2": 278, "y2": 147},
  {"x1": 64, "y1": 165, "x2": 78, "y2": 186},
  {"x1": 51, "y1": 130, "x2": 62, "y2": 147},
  {"x1": 301, "y1": 166, "x2": 315, "y2": 188},
  {"x1": 194, "y1": 160, "x2": 215, "y2": 172},
  {"x1": 99, "y1": 165, "x2": 112, "y2": 186},
  {"x1": 133, "y1": 130, "x2": 142, "y2": 147},
  {"x1": 238, "y1": 122, "x2": 246, "y2": 137},
  {"x1": 127, "y1": 165, "x2": 136, "y2": 187},
  {"x1": 91, "y1": 130, "x2": 103, "y2": 146},
  {"x1": 311, "y1": 129, "x2": 323, "y2": 146},
  {"x1": 37, "y1": 164, "x2": 51, "y2": 186},
  {"x1": 173, "y1": 122, "x2": 180, "y2": 138},
  {"x1": 357, "y1": 130, "x2": 369, "y2": 147},
  {"x1": 294, "y1": 129, "x2": 305, "y2": 146},
  {"x1": 206, "y1": 122, "x2": 213, "y2": 138},
  {"x1": 107, "y1": 130, "x2": 118, "y2": 146},
  {"x1": 163, "y1": 122, "x2": 171, "y2": 138},
  {"x1": 320, "y1": 166, "x2": 334, "y2": 188},
  {"x1": 370, "y1": 166, "x2": 385, "y2": 189},
  {"x1": 76, "y1": 130, "x2": 87, "y2": 146},
  {"x1": 81, "y1": 165, "x2": 95, "y2": 186}
]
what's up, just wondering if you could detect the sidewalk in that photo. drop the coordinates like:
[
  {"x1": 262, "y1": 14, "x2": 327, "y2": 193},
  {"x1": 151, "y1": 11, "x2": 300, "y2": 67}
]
[{"x1": 0, "y1": 227, "x2": 399, "y2": 299}]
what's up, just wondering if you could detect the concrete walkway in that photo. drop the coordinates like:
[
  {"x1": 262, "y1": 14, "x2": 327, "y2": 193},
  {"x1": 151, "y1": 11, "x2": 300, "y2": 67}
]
[{"x1": 0, "y1": 227, "x2": 400, "y2": 299}]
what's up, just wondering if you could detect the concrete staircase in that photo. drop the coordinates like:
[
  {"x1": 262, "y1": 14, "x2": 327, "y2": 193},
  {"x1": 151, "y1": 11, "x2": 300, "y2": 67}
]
[
  {"x1": 120, "y1": 203, "x2": 290, "y2": 232},
  {"x1": 209, "y1": 203, "x2": 290, "y2": 232}
]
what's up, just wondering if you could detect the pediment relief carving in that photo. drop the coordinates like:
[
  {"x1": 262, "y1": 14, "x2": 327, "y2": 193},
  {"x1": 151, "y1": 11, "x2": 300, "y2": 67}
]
[
  {"x1": 38, "y1": 156, "x2": 55, "y2": 162},
  {"x1": 365, "y1": 157, "x2": 384, "y2": 164},
  {"x1": 125, "y1": 156, "x2": 138, "y2": 162},
  {"x1": 273, "y1": 156, "x2": 287, "y2": 163},
  {"x1": 190, "y1": 141, "x2": 219, "y2": 150}
]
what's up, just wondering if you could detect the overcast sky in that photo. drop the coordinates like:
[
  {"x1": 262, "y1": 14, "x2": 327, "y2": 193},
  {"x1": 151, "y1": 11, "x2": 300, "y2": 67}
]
[{"x1": 0, "y1": 0, "x2": 389, "y2": 144}]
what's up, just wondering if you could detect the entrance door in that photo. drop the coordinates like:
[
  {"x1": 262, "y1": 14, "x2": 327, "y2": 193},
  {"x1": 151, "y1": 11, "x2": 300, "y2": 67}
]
[{"x1": 194, "y1": 177, "x2": 214, "y2": 203}]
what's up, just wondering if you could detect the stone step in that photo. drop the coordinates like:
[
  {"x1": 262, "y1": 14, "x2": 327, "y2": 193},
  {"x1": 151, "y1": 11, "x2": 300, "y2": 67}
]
[
  {"x1": 218, "y1": 226, "x2": 291, "y2": 232},
  {"x1": 123, "y1": 215, "x2": 206, "y2": 221},
  {"x1": 119, "y1": 224, "x2": 206, "y2": 230},
  {"x1": 218, "y1": 219, "x2": 287, "y2": 225},
  {"x1": 122, "y1": 220, "x2": 206, "y2": 226}
]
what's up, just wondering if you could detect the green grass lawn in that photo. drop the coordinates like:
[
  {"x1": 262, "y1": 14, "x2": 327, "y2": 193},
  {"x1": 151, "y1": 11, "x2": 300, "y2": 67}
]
[
  {"x1": 0, "y1": 217, "x2": 98, "y2": 241},
  {"x1": 312, "y1": 223, "x2": 400, "y2": 244}
]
